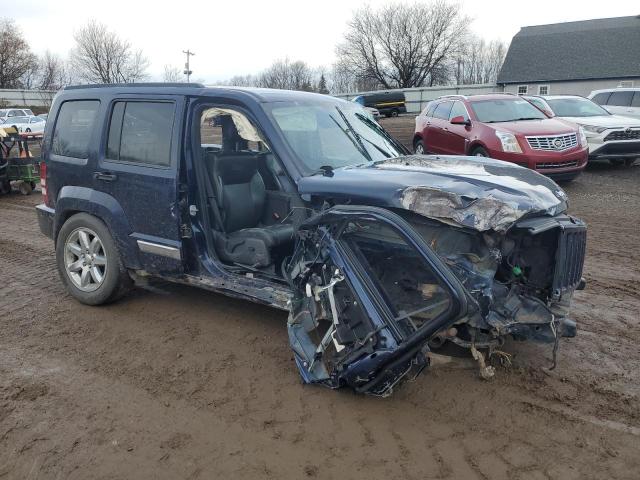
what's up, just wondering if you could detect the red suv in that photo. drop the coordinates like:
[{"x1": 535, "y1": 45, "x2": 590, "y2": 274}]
[{"x1": 413, "y1": 94, "x2": 589, "y2": 181}]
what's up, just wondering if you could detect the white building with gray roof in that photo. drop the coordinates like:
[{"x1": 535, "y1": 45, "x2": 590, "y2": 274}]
[{"x1": 498, "y1": 15, "x2": 640, "y2": 97}]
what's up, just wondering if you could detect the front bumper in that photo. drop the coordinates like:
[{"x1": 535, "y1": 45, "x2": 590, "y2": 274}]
[
  {"x1": 487, "y1": 146, "x2": 589, "y2": 178},
  {"x1": 588, "y1": 140, "x2": 640, "y2": 159},
  {"x1": 35, "y1": 204, "x2": 55, "y2": 239}
]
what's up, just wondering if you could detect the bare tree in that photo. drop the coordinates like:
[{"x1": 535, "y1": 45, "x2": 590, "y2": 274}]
[
  {"x1": 163, "y1": 65, "x2": 182, "y2": 82},
  {"x1": 452, "y1": 37, "x2": 507, "y2": 85},
  {"x1": 258, "y1": 59, "x2": 314, "y2": 91},
  {"x1": 34, "y1": 51, "x2": 72, "y2": 109},
  {"x1": 0, "y1": 18, "x2": 38, "y2": 88},
  {"x1": 38, "y1": 51, "x2": 71, "y2": 90},
  {"x1": 336, "y1": 1, "x2": 469, "y2": 89},
  {"x1": 70, "y1": 20, "x2": 149, "y2": 84}
]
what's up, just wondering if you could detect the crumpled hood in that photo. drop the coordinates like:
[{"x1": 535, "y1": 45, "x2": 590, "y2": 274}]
[{"x1": 297, "y1": 155, "x2": 568, "y2": 232}]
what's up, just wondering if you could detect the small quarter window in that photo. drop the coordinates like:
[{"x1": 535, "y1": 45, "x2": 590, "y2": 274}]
[
  {"x1": 106, "y1": 101, "x2": 175, "y2": 166},
  {"x1": 517, "y1": 85, "x2": 528, "y2": 95},
  {"x1": 51, "y1": 100, "x2": 100, "y2": 159}
]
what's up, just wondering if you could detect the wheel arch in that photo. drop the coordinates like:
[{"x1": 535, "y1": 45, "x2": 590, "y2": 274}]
[
  {"x1": 467, "y1": 140, "x2": 488, "y2": 156},
  {"x1": 54, "y1": 186, "x2": 142, "y2": 270}
]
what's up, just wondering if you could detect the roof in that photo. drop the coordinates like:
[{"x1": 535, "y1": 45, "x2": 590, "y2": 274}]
[
  {"x1": 497, "y1": 15, "x2": 640, "y2": 84},
  {"x1": 61, "y1": 83, "x2": 339, "y2": 104}
]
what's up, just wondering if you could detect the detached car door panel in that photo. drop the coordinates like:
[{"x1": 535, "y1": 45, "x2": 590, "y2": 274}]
[
  {"x1": 285, "y1": 206, "x2": 466, "y2": 396},
  {"x1": 96, "y1": 97, "x2": 185, "y2": 273}
]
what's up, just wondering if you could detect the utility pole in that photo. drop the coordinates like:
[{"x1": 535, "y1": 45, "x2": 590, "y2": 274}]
[{"x1": 183, "y1": 50, "x2": 195, "y2": 82}]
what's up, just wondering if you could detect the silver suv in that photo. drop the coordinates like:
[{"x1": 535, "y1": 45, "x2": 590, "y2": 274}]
[{"x1": 588, "y1": 88, "x2": 640, "y2": 120}]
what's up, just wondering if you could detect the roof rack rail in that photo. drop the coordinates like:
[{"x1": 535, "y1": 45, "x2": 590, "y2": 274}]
[
  {"x1": 63, "y1": 82, "x2": 205, "y2": 90},
  {"x1": 437, "y1": 94, "x2": 468, "y2": 100}
]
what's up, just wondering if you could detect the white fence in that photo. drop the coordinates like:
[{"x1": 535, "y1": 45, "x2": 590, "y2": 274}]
[
  {"x1": 335, "y1": 83, "x2": 502, "y2": 113},
  {"x1": 0, "y1": 89, "x2": 58, "y2": 108}
]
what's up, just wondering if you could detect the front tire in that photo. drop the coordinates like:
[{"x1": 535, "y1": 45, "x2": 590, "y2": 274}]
[
  {"x1": 56, "y1": 213, "x2": 131, "y2": 305},
  {"x1": 471, "y1": 146, "x2": 488, "y2": 157},
  {"x1": 414, "y1": 139, "x2": 426, "y2": 155}
]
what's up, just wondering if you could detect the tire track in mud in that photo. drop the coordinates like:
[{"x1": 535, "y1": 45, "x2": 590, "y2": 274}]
[{"x1": 2, "y1": 164, "x2": 640, "y2": 478}]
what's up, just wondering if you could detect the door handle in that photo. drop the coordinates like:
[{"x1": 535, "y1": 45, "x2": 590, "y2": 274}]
[{"x1": 94, "y1": 171, "x2": 117, "y2": 182}]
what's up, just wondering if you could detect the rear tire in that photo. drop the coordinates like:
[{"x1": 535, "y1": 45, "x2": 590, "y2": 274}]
[
  {"x1": 414, "y1": 139, "x2": 426, "y2": 155},
  {"x1": 391, "y1": 109, "x2": 399, "y2": 117},
  {"x1": 56, "y1": 213, "x2": 132, "y2": 305}
]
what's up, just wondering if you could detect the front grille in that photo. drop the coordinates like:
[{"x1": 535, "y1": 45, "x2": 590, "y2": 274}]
[
  {"x1": 604, "y1": 129, "x2": 640, "y2": 142},
  {"x1": 535, "y1": 160, "x2": 579, "y2": 169},
  {"x1": 552, "y1": 222, "x2": 587, "y2": 299},
  {"x1": 526, "y1": 133, "x2": 578, "y2": 151}
]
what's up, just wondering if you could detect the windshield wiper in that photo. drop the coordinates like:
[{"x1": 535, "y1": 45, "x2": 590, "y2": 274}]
[
  {"x1": 333, "y1": 107, "x2": 372, "y2": 163},
  {"x1": 354, "y1": 113, "x2": 409, "y2": 156}
]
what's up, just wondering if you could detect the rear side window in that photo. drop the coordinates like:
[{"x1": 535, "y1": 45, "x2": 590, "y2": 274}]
[
  {"x1": 591, "y1": 92, "x2": 611, "y2": 105},
  {"x1": 608, "y1": 91, "x2": 634, "y2": 107},
  {"x1": 106, "y1": 101, "x2": 175, "y2": 167},
  {"x1": 632, "y1": 92, "x2": 640, "y2": 108},
  {"x1": 433, "y1": 102, "x2": 453, "y2": 120},
  {"x1": 51, "y1": 100, "x2": 100, "y2": 159}
]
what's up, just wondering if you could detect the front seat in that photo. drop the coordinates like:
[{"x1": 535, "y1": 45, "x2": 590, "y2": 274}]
[{"x1": 211, "y1": 153, "x2": 294, "y2": 268}]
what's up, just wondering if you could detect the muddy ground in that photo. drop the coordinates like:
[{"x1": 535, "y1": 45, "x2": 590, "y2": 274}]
[{"x1": 1, "y1": 118, "x2": 639, "y2": 479}]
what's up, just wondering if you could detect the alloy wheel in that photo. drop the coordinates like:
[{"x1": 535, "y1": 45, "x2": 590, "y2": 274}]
[{"x1": 64, "y1": 227, "x2": 107, "y2": 292}]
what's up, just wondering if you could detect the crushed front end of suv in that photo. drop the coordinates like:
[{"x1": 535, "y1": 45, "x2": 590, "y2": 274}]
[{"x1": 37, "y1": 85, "x2": 586, "y2": 397}]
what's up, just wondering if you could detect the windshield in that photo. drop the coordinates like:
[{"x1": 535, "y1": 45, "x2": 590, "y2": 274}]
[
  {"x1": 470, "y1": 98, "x2": 547, "y2": 123},
  {"x1": 546, "y1": 97, "x2": 610, "y2": 117},
  {"x1": 268, "y1": 102, "x2": 406, "y2": 172}
]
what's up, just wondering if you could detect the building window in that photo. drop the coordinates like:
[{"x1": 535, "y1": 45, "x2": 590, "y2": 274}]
[
  {"x1": 619, "y1": 81, "x2": 634, "y2": 88},
  {"x1": 517, "y1": 85, "x2": 528, "y2": 95},
  {"x1": 538, "y1": 85, "x2": 550, "y2": 95}
]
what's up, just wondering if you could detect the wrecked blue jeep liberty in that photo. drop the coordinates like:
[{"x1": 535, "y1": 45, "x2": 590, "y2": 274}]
[{"x1": 36, "y1": 84, "x2": 586, "y2": 396}]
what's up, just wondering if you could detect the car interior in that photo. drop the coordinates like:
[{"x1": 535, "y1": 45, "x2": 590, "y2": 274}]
[{"x1": 197, "y1": 107, "x2": 306, "y2": 279}]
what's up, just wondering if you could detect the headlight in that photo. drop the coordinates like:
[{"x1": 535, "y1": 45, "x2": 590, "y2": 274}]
[
  {"x1": 582, "y1": 124, "x2": 608, "y2": 134},
  {"x1": 495, "y1": 130, "x2": 522, "y2": 153},
  {"x1": 578, "y1": 126, "x2": 588, "y2": 147}
]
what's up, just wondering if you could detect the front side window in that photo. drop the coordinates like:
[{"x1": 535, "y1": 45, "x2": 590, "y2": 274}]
[
  {"x1": 449, "y1": 101, "x2": 469, "y2": 121},
  {"x1": 591, "y1": 92, "x2": 611, "y2": 105},
  {"x1": 51, "y1": 100, "x2": 100, "y2": 159},
  {"x1": 106, "y1": 101, "x2": 175, "y2": 166},
  {"x1": 432, "y1": 102, "x2": 453, "y2": 120},
  {"x1": 469, "y1": 98, "x2": 547, "y2": 123},
  {"x1": 608, "y1": 91, "x2": 634, "y2": 107},
  {"x1": 545, "y1": 98, "x2": 610, "y2": 117},
  {"x1": 267, "y1": 101, "x2": 405, "y2": 171},
  {"x1": 632, "y1": 92, "x2": 640, "y2": 108}
]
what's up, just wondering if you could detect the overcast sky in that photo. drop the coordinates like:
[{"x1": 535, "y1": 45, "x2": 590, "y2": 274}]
[{"x1": 8, "y1": 0, "x2": 639, "y2": 82}]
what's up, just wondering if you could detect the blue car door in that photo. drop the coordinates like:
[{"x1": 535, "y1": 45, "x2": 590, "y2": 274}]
[{"x1": 94, "y1": 95, "x2": 185, "y2": 273}]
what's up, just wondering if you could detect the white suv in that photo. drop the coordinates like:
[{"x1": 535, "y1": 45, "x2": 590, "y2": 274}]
[
  {"x1": 525, "y1": 95, "x2": 640, "y2": 167},
  {"x1": 0, "y1": 108, "x2": 35, "y2": 121},
  {"x1": 588, "y1": 88, "x2": 640, "y2": 120}
]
